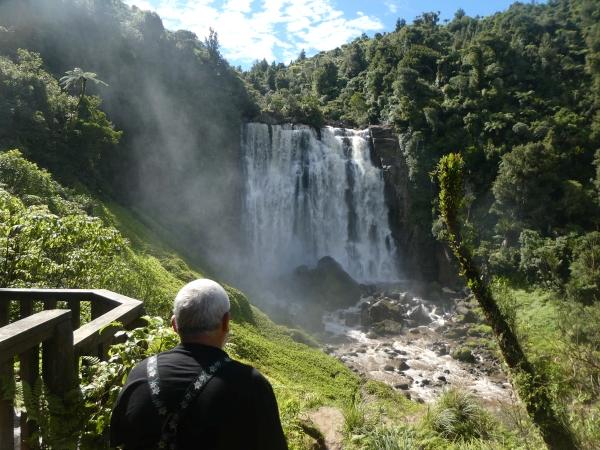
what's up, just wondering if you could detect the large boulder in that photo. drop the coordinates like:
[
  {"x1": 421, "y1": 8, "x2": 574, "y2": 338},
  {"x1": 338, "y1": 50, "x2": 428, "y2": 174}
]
[
  {"x1": 361, "y1": 299, "x2": 405, "y2": 326},
  {"x1": 288, "y1": 256, "x2": 362, "y2": 310},
  {"x1": 407, "y1": 304, "x2": 432, "y2": 326},
  {"x1": 371, "y1": 319, "x2": 403, "y2": 336}
]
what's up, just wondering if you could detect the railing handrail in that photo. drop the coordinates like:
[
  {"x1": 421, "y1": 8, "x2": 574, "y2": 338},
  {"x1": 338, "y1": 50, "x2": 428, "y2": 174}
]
[
  {"x1": 0, "y1": 288, "x2": 145, "y2": 450},
  {"x1": 0, "y1": 309, "x2": 71, "y2": 364},
  {"x1": 74, "y1": 301, "x2": 143, "y2": 354},
  {"x1": 0, "y1": 288, "x2": 140, "y2": 306}
]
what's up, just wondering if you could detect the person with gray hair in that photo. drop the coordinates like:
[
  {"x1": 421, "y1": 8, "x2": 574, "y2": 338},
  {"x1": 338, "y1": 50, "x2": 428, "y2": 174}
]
[{"x1": 110, "y1": 279, "x2": 288, "y2": 450}]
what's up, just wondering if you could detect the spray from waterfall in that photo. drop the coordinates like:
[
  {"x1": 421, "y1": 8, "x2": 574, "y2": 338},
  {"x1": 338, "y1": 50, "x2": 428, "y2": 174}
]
[{"x1": 242, "y1": 123, "x2": 398, "y2": 282}]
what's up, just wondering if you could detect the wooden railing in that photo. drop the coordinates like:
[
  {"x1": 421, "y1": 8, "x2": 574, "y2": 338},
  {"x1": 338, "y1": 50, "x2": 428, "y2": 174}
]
[{"x1": 0, "y1": 289, "x2": 144, "y2": 450}]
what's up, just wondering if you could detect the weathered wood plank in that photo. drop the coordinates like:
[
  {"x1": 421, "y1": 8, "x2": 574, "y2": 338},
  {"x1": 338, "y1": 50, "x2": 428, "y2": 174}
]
[
  {"x1": 0, "y1": 288, "x2": 140, "y2": 307},
  {"x1": 73, "y1": 302, "x2": 144, "y2": 355},
  {"x1": 0, "y1": 362, "x2": 14, "y2": 450},
  {"x1": 19, "y1": 344, "x2": 38, "y2": 450},
  {"x1": 91, "y1": 298, "x2": 111, "y2": 320},
  {"x1": 18, "y1": 300, "x2": 39, "y2": 449},
  {"x1": 42, "y1": 317, "x2": 76, "y2": 397},
  {"x1": 19, "y1": 298, "x2": 33, "y2": 319},
  {"x1": 0, "y1": 288, "x2": 94, "y2": 302},
  {"x1": 0, "y1": 300, "x2": 14, "y2": 450},
  {"x1": 0, "y1": 310, "x2": 72, "y2": 364},
  {"x1": 43, "y1": 299, "x2": 57, "y2": 310},
  {"x1": 93, "y1": 289, "x2": 143, "y2": 307},
  {"x1": 67, "y1": 299, "x2": 80, "y2": 330}
]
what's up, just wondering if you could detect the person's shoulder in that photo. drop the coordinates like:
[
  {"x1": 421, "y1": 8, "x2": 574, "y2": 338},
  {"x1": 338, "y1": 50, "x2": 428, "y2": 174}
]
[
  {"x1": 126, "y1": 355, "x2": 151, "y2": 381},
  {"x1": 127, "y1": 347, "x2": 178, "y2": 381},
  {"x1": 224, "y1": 358, "x2": 270, "y2": 385}
]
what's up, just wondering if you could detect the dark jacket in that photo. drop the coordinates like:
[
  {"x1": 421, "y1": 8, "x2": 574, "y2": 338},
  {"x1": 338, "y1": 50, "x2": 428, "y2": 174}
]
[{"x1": 110, "y1": 343, "x2": 288, "y2": 450}]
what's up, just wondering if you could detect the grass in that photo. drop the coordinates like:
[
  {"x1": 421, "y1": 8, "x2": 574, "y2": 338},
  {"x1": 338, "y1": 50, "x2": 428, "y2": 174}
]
[{"x1": 493, "y1": 283, "x2": 600, "y2": 449}]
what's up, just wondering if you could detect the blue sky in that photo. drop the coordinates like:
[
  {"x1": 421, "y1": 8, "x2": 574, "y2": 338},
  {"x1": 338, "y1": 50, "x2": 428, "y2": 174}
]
[{"x1": 123, "y1": 0, "x2": 532, "y2": 68}]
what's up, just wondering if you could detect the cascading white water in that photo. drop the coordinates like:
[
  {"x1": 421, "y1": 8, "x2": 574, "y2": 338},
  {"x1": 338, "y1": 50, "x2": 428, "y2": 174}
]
[{"x1": 242, "y1": 123, "x2": 398, "y2": 282}]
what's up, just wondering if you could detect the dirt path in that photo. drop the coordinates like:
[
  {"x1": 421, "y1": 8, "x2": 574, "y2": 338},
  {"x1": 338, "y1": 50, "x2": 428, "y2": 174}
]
[{"x1": 306, "y1": 406, "x2": 345, "y2": 450}]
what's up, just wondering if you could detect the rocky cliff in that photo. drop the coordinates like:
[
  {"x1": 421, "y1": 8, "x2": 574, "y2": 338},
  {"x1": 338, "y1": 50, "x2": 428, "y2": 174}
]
[{"x1": 369, "y1": 126, "x2": 458, "y2": 286}]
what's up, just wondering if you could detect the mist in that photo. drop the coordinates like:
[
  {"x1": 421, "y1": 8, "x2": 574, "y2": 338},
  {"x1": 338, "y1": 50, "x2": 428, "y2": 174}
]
[{"x1": 0, "y1": 0, "x2": 256, "y2": 279}]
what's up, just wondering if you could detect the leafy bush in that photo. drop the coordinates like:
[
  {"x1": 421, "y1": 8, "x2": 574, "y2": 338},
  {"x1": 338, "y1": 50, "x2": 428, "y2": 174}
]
[
  {"x1": 567, "y1": 232, "x2": 600, "y2": 304},
  {"x1": 518, "y1": 230, "x2": 572, "y2": 290}
]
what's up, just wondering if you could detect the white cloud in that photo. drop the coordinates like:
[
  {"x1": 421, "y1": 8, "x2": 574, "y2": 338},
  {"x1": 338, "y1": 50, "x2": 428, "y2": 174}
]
[
  {"x1": 123, "y1": 0, "x2": 383, "y2": 66},
  {"x1": 385, "y1": 1, "x2": 398, "y2": 14}
]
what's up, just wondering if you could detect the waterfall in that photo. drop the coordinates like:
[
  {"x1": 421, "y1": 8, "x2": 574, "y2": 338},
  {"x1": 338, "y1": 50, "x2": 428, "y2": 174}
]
[{"x1": 242, "y1": 123, "x2": 398, "y2": 282}]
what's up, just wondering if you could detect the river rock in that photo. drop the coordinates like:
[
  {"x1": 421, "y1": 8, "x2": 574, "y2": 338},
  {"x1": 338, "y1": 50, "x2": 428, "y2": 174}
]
[
  {"x1": 452, "y1": 347, "x2": 476, "y2": 363},
  {"x1": 361, "y1": 299, "x2": 405, "y2": 326},
  {"x1": 371, "y1": 319, "x2": 403, "y2": 336},
  {"x1": 288, "y1": 256, "x2": 362, "y2": 309},
  {"x1": 396, "y1": 359, "x2": 410, "y2": 371},
  {"x1": 459, "y1": 309, "x2": 480, "y2": 324},
  {"x1": 445, "y1": 326, "x2": 468, "y2": 338},
  {"x1": 408, "y1": 304, "x2": 431, "y2": 326},
  {"x1": 431, "y1": 342, "x2": 449, "y2": 356}
]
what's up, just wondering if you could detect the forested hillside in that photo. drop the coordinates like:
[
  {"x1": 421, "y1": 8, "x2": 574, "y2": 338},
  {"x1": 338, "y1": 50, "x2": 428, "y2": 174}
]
[{"x1": 245, "y1": 0, "x2": 600, "y2": 297}]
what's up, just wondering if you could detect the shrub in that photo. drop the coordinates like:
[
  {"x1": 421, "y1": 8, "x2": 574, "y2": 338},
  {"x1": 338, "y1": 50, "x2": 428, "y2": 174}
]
[
  {"x1": 567, "y1": 232, "x2": 600, "y2": 304},
  {"x1": 452, "y1": 347, "x2": 476, "y2": 363},
  {"x1": 343, "y1": 393, "x2": 366, "y2": 435},
  {"x1": 518, "y1": 230, "x2": 572, "y2": 290},
  {"x1": 422, "y1": 389, "x2": 496, "y2": 442}
]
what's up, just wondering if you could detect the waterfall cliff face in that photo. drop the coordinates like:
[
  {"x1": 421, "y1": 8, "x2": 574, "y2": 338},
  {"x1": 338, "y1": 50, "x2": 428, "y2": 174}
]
[{"x1": 242, "y1": 123, "x2": 398, "y2": 282}]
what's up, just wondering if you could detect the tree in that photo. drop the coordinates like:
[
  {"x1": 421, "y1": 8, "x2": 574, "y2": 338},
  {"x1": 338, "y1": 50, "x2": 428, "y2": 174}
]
[
  {"x1": 492, "y1": 143, "x2": 560, "y2": 237},
  {"x1": 312, "y1": 60, "x2": 338, "y2": 98},
  {"x1": 204, "y1": 27, "x2": 221, "y2": 62},
  {"x1": 434, "y1": 153, "x2": 578, "y2": 450},
  {"x1": 59, "y1": 67, "x2": 108, "y2": 111}
]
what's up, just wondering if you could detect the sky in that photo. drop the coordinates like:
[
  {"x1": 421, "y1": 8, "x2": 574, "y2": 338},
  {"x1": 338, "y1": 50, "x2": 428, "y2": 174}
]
[{"x1": 122, "y1": 0, "x2": 531, "y2": 68}]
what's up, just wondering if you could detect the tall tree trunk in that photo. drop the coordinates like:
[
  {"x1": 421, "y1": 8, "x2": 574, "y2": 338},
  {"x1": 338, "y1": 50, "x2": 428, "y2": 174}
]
[
  {"x1": 77, "y1": 78, "x2": 87, "y2": 111},
  {"x1": 435, "y1": 153, "x2": 578, "y2": 450}
]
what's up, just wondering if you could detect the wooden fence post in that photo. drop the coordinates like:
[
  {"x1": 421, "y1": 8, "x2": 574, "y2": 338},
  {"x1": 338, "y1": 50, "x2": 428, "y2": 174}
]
[
  {"x1": 0, "y1": 301, "x2": 14, "y2": 450},
  {"x1": 91, "y1": 300, "x2": 111, "y2": 359},
  {"x1": 19, "y1": 299, "x2": 38, "y2": 450},
  {"x1": 42, "y1": 312, "x2": 77, "y2": 396}
]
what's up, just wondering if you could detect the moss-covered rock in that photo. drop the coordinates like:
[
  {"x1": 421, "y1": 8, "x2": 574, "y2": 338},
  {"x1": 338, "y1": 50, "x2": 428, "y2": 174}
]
[
  {"x1": 452, "y1": 347, "x2": 476, "y2": 363},
  {"x1": 287, "y1": 256, "x2": 362, "y2": 310}
]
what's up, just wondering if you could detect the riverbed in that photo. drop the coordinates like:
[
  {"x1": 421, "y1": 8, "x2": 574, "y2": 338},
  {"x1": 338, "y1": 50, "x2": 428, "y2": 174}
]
[{"x1": 322, "y1": 284, "x2": 514, "y2": 412}]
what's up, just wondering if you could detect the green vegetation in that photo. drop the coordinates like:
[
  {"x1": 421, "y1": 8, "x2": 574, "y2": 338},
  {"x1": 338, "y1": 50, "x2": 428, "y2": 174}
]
[
  {"x1": 435, "y1": 153, "x2": 578, "y2": 449},
  {"x1": 344, "y1": 388, "x2": 534, "y2": 450}
]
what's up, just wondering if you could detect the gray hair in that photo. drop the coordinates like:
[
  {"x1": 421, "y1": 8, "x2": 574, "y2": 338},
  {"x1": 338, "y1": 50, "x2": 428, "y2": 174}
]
[{"x1": 173, "y1": 279, "x2": 230, "y2": 336}]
